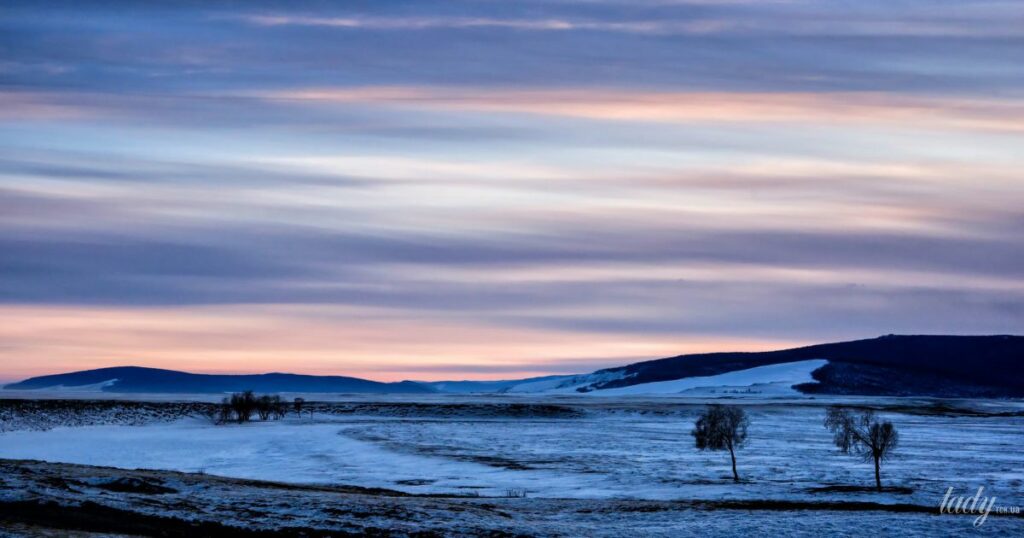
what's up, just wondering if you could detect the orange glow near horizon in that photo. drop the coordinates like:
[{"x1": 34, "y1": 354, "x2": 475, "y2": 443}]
[{"x1": 0, "y1": 305, "x2": 804, "y2": 382}]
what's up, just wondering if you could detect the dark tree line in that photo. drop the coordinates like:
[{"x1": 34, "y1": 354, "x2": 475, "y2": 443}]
[
  {"x1": 691, "y1": 404, "x2": 899, "y2": 490},
  {"x1": 207, "y1": 392, "x2": 308, "y2": 424}
]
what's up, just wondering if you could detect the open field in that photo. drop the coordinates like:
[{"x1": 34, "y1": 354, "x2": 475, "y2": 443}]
[{"x1": 1, "y1": 396, "x2": 1022, "y2": 536}]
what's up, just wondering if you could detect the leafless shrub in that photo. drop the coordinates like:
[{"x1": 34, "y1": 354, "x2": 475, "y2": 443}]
[
  {"x1": 206, "y1": 392, "x2": 295, "y2": 424},
  {"x1": 255, "y1": 395, "x2": 274, "y2": 421},
  {"x1": 228, "y1": 391, "x2": 257, "y2": 423},
  {"x1": 824, "y1": 406, "x2": 899, "y2": 491},
  {"x1": 271, "y1": 395, "x2": 287, "y2": 419},
  {"x1": 198, "y1": 404, "x2": 223, "y2": 425}
]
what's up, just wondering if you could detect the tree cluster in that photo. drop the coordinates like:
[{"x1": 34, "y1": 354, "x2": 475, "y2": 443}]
[
  {"x1": 209, "y1": 391, "x2": 292, "y2": 424},
  {"x1": 691, "y1": 404, "x2": 899, "y2": 490}
]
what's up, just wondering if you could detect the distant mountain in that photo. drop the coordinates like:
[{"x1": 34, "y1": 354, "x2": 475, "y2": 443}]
[
  {"x1": 4, "y1": 366, "x2": 434, "y2": 394},
  {"x1": 591, "y1": 334, "x2": 1024, "y2": 397},
  {"x1": 430, "y1": 335, "x2": 1024, "y2": 397},
  {"x1": 7, "y1": 335, "x2": 1022, "y2": 397}
]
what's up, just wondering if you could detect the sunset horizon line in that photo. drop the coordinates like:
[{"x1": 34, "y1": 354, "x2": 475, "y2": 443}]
[{"x1": 5, "y1": 332, "x2": 1019, "y2": 385}]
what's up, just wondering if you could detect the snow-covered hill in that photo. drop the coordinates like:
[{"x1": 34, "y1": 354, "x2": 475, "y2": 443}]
[
  {"x1": 7, "y1": 336, "x2": 1021, "y2": 398},
  {"x1": 585, "y1": 360, "x2": 827, "y2": 396},
  {"x1": 428, "y1": 335, "x2": 1024, "y2": 397}
]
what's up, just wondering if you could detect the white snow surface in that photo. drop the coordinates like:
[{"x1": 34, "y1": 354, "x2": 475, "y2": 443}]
[
  {"x1": 23, "y1": 378, "x2": 120, "y2": 392},
  {"x1": 46, "y1": 377, "x2": 119, "y2": 389},
  {"x1": 503, "y1": 370, "x2": 628, "y2": 393},
  {"x1": 588, "y1": 359, "x2": 828, "y2": 396},
  {"x1": 0, "y1": 417, "x2": 612, "y2": 498},
  {"x1": 1, "y1": 396, "x2": 1022, "y2": 509}
]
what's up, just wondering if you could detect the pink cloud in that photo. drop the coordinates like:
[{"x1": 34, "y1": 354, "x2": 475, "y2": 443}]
[{"x1": 0, "y1": 305, "x2": 798, "y2": 381}]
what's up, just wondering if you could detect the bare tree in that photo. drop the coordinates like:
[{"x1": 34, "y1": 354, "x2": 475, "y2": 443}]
[
  {"x1": 692, "y1": 404, "x2": 749, "y2": 482},
  {"x1": 293, "y1": 397, "x2": 305, "y2": 418},
  {"x1": 824, "y1": 406, "x2": 899, "y2": 491},
  {"x1": 216, "y1": 399, "x2": 233, "y2": 424},
  {"x1": 255, "y1": 395, "x2": 274, "y2": 421},
  {"x1": 229, "y1": 391, "x2": 257, "y2": 423},
  {"x1": 271, "y1": 395, "x2": 287, "y2": 419}
]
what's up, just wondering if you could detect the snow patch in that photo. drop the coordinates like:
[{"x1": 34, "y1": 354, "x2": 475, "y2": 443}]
[
  {"x1": 27, "y1": 378, "x2": 120, "y2": 392},
  {"x1": 504, "y1": 370, "x2": 628, "y2": 393},
  {"x1": 587, "y1": 360, "x2": 828, "y2": 396}
]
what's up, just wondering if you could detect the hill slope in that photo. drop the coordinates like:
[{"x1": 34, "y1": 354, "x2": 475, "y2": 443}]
[
  {"x1": 425, "y1": 335, "x2": 1024, "y2": 397},
  {"x1": 3, "y1": 366, "x2": 433, "y2": 394},
  {"x1": 6, "y1": 335, "x2": 1022, "y2": 397},
  {"x1": 576, "y1": 335, "x2": 1024, "y2": 397}
]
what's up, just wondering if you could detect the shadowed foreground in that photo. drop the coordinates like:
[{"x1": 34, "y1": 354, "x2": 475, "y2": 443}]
[{"x1": 1, "y1": 460, "x2": 1018, "y2": 537}]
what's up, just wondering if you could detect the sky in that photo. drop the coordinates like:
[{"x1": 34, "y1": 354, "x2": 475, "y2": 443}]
[{"x1": 1, "y1": 1, "x2": 1023, "y2": 381}]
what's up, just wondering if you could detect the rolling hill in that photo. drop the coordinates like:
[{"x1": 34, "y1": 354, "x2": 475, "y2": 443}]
[
  {"x1": 7, "y1": 335, "x2": 1022, "y2": 397},
  {"x1": 425, "y1": 335, "x2": 1024, "y2": 397},
  {"x1": 3, "y1": 366, "x2": 434, "y2": 394},
  {"x1": 586, "y1": 334, "x2": 1024, "y2": 397}
]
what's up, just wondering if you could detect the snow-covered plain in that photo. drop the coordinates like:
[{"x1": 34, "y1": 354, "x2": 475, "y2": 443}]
[
  {"x1": 0, "y1": 397, "x2": 1020, "y2": 502},
  {"x1": 1, "y1": 396, "x2": 1022, "y2": 534}
]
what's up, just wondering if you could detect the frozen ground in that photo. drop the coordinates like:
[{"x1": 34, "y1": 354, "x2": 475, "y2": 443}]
[
  {"x1": 3, "y1": 458, "x2": 1014, "y2": 537},
  {"x1": 0, "y1": 396, "x2": 1022, "y2": 535}
]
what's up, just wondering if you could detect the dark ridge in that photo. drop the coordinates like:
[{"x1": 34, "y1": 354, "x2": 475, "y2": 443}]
[
  {"x1": 587, "y1": 335, "x2": 1024, "y2": 397},
  {"x1": 4, "y1": 366, "x2": 435, "y2": 394},
  {"x1": 6, "y1": 335, "x2": 1023, "y2": 397}
]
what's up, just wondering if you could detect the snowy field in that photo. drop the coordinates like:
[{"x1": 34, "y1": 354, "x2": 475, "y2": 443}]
[{"x1": 1, "y1": 396, "x2": 1022, "y2": 535}]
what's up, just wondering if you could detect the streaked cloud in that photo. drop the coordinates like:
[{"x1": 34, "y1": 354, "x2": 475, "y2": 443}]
[
  {"x1": 238, "y1": 5, "x2": 1024, "y2": 38},
  {"x1": 241, "y1": 14, "x2": 732, "y2": 35},
  {"x1": 1, "y1": 1, "x2": 1022, "y2": 379},
  {"x1": 261, "y1": 87, "x2": 1024, "y2": 133}
]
